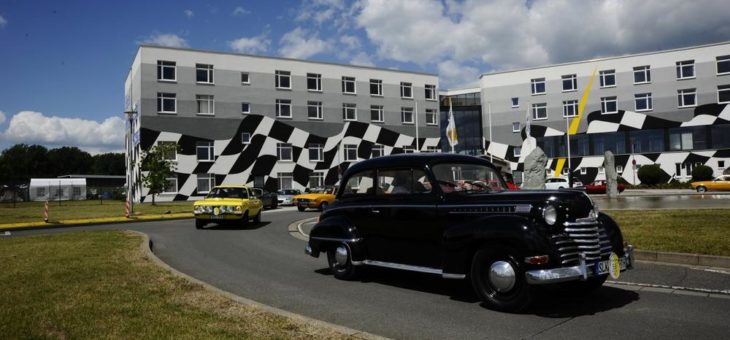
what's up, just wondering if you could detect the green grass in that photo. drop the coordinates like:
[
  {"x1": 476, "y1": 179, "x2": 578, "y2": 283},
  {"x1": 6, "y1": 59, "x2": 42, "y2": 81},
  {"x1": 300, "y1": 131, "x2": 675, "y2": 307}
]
[
  {"x1": 0, "y1": 231, "x2": 347, "y2": 339},
  {"x1": 606, "y1": 209, "x2": 730, "y2": 256},
  {"x1": 0, "y1": 200, "x2": 192, "y2": 224}
]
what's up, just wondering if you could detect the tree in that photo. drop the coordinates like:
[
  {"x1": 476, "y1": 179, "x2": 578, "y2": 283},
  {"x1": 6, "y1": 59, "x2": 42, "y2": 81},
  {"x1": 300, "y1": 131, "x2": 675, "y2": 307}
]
[
  {"x1": 637, "y1": 164, "x2": 670, "y2": 186},
  {"x1": 691, "y1": 165, "x2": 713, "y2": 181},
  {"x1": 47, "y1": 146, "x2": 93, "y2": 177},
  {"x1": 141, "y1": 143, "x2": 178, "y2": 205},
  {"x1": 91, "y1": 153, "x2": 125, "y2": 175},
  {"x1": 0, "y1": 144, "x2": 50, "y2": 182}
]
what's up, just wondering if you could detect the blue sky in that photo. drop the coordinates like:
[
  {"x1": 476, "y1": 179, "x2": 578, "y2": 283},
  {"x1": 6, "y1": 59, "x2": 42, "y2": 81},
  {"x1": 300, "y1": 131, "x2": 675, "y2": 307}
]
[{"x1": 1, "y1": 0, "x2": 729, "y2": 154}]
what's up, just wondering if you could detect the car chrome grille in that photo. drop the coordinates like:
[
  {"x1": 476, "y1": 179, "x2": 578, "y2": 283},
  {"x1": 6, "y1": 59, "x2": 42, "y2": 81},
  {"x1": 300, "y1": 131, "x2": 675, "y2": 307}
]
[{"x1": 552, "y1": 217, "x2": 612, "y2": 265}]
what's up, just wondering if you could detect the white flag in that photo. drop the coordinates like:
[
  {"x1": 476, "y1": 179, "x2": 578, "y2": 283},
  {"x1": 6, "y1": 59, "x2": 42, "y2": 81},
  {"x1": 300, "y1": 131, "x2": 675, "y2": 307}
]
[{"x1": 446, "y1": 99, "x2": 459, "y2": 147}]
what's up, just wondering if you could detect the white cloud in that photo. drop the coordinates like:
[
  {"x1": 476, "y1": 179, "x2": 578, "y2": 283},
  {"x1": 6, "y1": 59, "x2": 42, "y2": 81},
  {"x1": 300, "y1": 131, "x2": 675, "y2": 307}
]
[
  {"x1": 296, "y1": 0, "x2": 345, "y2": 25},
  {"x1": 0, "y1": 14, "x2": 6, "y2": 28},
  {"x1": 184, "y1": 9, "x2": 194, "y2": 18},
  {"x1": 278, "y1": 27, "x2": 330, "y2": 59},
  {"x1": 141, "y1": 33, "x2": 189, "y2": 48},
  {"x1": 0, "y1": 111, "x2": 6, "y2": 125},
  {"x1": 438, "y1": 60, "x2": 479, "y2": 89},
  {"x1": 339, "y1": 35, "x2": 361, "y2": 50},
  {"x1": 232, "y1": 6, "x2": 250, "y2": 16},
  {"x1": 355, "y1": 0, "x2": 730, "y2": 71},
  {"x1": 1, "y1": 111, "x2": 126, "y2": 153},
  {"x1": 350, "y1": 52, "x2": 375, "y2": 67},
  {"x1": 229, "y1": 34, "x2": 271, "y2": 54}
]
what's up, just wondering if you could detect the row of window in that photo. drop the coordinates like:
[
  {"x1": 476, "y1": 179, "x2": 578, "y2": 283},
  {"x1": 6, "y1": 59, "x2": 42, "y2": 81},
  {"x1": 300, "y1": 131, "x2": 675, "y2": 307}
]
[
  {"x1": 527, "y1": 56, "x2": 730, "y2": 96},
  {"x1": 157, "y1": 92, "x2": 439, "y2": 125},
  {"x1": 511, "y1": 85, "x2": 730, "y2": 127},
  {"x1": 157, "y1": 60, "x2": 437, "y2": 99}
]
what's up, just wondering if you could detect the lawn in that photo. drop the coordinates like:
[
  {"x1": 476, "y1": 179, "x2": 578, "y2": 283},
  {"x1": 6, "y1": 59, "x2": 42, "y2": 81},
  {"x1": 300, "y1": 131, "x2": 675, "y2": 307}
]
[
  {"x1": 0, "y1": 231, "x2": 347, "y2": 339},
  {"x1": 0, "y1": 200, "x2": 193, "y2": 224},
  {"x1": 606, "y1": 209, "x2": 730, "y2": 257}
]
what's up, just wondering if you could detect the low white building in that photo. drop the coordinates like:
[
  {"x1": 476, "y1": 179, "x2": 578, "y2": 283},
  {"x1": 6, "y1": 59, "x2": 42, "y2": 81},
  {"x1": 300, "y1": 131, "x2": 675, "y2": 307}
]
[{"x1": 29, "y1": 178, "x2": 86, "y2": 201}]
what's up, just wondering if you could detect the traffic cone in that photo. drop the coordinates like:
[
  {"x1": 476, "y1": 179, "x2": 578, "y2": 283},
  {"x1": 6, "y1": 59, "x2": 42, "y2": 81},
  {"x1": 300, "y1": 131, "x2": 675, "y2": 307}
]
[{"x1": 44, "y1": 200, "x2": 49, "y2": 223}]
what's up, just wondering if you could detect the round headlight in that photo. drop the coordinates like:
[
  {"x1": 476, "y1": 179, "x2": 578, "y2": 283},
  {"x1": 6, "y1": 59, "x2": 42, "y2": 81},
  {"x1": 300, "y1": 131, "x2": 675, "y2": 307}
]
[{"x1": 543, "y1": 205, "x2": 558, "y2": 226}]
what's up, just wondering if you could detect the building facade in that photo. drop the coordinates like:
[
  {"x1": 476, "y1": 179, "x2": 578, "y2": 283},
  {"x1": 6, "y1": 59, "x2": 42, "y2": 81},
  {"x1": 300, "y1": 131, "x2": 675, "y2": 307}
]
[
  {"x1": 125, "y1": 46, "x2": 440, "y2": 202},
  {"x1": 470, "y1": 42, "x2": 730, "y2": 185}
]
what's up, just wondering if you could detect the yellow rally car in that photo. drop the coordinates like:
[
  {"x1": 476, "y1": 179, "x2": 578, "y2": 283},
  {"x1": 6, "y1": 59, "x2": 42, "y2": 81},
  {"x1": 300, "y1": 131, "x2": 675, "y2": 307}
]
[
  {"x1": 193, "y1": 185, "x2": 263, "y2": 229},
  {"x1": 691, "y1": 175, "x2": 730, "y2": 193},
  {"x1": 293, "y1": 187, "x2": 337, "y2": 212}
]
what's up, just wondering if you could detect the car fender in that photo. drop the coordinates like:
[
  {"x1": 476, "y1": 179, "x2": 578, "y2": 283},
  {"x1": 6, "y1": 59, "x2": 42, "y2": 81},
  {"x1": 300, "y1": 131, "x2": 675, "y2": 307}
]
[
  {"x1": 307, "y1": 215, "x2": 365, "y2": 260},
  {"x1": 441, "y1": 215, "x2": 552, "y2": 275},
  {"x1": 598, "y1": 212, "x2": 626, "y2": 256}
]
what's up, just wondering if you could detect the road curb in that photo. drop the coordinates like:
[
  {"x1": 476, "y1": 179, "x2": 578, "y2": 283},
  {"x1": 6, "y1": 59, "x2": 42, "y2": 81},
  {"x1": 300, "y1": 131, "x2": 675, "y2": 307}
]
[
  {"x1": 129, "y1": 230, "x2": 388, "y2": 340},
  {"x1": 634, "y1": 249, "x2": 730, "y2": 269},
  {"x1": 0, "y1": 213, "x2": 193, "y2": 231}
]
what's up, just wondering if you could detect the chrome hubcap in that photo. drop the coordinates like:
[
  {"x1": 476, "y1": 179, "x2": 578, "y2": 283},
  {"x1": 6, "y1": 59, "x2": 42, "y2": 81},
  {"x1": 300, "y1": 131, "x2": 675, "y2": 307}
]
[
  {"x1": 335, "y1": 245, "x2": 349, "y2": 266},
  {"x1": 489, "y1": 261, "x2": 516, "y2": 293}
]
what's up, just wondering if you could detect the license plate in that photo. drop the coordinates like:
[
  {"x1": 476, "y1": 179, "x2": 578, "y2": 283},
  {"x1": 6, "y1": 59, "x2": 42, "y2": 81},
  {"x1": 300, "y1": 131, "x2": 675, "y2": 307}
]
[
  {"x1": 298, "y1": 202, "x2": 308, "y2": 207},
  {"x1": 211, "y1": 214, "x2": 224, "y2": 220},
  {"x1": 593, "y1": 253, "x2": 627, "y2": 279}
]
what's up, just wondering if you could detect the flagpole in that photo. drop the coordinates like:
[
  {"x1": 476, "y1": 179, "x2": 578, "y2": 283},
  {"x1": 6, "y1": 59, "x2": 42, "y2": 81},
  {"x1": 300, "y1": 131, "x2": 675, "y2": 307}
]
[
  {"x1": 488, "y1": 101, "x2": 493, "y2": 163},
  {"x1": 415, "y1": 101, "x2": 420, "y2": 153},
  {"x1": 449, "y1": 98, "x2": 455, "y2": 153},
  {"x1": 566, "y1": 114, "x2": 572, "y2": 185}
]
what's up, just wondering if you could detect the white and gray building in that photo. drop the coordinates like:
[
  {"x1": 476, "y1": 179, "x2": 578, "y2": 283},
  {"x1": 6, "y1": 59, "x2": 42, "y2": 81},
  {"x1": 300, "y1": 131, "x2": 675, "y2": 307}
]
[{"x1": 124, "y1": 45, "x2": 440, "y2": 202}]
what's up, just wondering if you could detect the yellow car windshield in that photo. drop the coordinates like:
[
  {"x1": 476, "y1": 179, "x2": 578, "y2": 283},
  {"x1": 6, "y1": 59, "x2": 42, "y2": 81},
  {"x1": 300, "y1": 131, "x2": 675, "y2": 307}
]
[{"x1": 206, "y1": 187, "x2": 248, "y2": 199}]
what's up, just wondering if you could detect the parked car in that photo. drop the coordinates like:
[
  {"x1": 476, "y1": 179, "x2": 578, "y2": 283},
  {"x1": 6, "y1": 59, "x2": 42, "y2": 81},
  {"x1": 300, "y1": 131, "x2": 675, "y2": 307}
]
[
  {"x1": 277, "y1": 189, "x2": 302, "y2": 206},
  {"x1": 252, "y1": 188, "x2": 278, "y2": 209},
  {"x1": 544, "y1": 177, "x2": 584, "y2": 190},
  {"x1": 293, "y1": 187, "x2": 337, "y2": 211},
  {"x1": 691, "y1": 175, "x2": 730, "y2": 192},
  {"x1": 192, "y1": 185, "x2": 263, "y2": 229},
  {"x1": 305, "y1": 154, "x2": 633, "y2": 312},
  {"x1": 585, "y1": 180, "x2": 626, "y2": 194}
]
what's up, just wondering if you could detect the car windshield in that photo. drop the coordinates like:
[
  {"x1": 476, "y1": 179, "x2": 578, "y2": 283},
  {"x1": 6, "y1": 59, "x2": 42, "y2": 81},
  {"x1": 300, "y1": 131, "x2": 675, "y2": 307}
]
[
  {"x1": 278, "y1": 189, "x2": 300, "y2": 195},
  {"x1": 206, "y1": 187, "x2": 248, "y2": 199},
  {"x1": 431, "y1": 162, "x2": 507, "y2": 194}
]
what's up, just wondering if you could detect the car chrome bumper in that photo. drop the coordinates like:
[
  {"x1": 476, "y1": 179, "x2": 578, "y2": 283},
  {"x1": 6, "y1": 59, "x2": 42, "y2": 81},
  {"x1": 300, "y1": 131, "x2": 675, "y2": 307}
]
[{"x1": 525, "y1": 246, "x2": 634, "y2": 285}]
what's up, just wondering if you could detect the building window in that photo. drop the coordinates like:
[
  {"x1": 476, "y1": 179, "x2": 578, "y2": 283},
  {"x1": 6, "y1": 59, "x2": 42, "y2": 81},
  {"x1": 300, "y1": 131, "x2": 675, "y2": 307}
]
[
  {"x1": 616, "y1": 165, "x2": 624, "y2": 174},
  {"x1": 426, "y1": 146, "x2": 439, "y2": 153},
  {"x1": 512, "y1": 122, "x2": 520, "y2": 132},
  {"x1": 425, "y1": 109, "x2": 437, "y2": 125},
  {"x1": 342, "y1": 103, "x2": 357, "y2": 121},
  {"x1": 718, "y1": 85, "x2": 730, "y2": 104},
  {"x1": 370, "y1": 79, "x2": 383, "y2": 96},
  {"x1": 532, "y1": 103, "x2": 547, "y2": 120},
  {"x1": 307, "y1": 73, "x2": 321, "y2": 91},
  {"x1": 197, "y1": 174, "x2": 215, "y2": 194},
  {"x1": 241, "y1": 102, "x2": 250, "y2": 113},
  {"x1": 157, "y1": 93, "x2": 176, "y2": 113},
  {"x1": 370, "y1": 105, "x2": 384, "y2": 123},
  {"x1": 275, "y1": 70, "x2": 291, "y2": 89},
  {"x1": 669, "y1": 130, "x2": 693, "y2": 151},
  {"x1": 307, "y1": 101, "x2": 323, "y2": 120},
  {"x1": 513, "y1": 147, "x2": 521, "y2": 158},
  {"x1": 342, "y1": 76, "x2": 356, "y2": 94},
  {"x1": 511, "y1": 97, "x2": 519, "y2": 108},
  {"x1": 563, "y1": 100, "x2": 578, "y2": 117},
  {"x1": 400, "y1": 82, "x2": 413, "y2": 98},
  {"x1": 562, "y1": 74, "x2": 577, "y2": 92},
  {"x1": 531, "y1": 78, "x2": 546, "y2": 95},
  {"x1": 719, "y1": 160, "x2": 726, "y2": 170},
  {"x1": 163, "y1": 177, "x2": 178, "y2": 193},
  {"x1": 196, "y1": 64, "x2": 214, "y2": 84},
  {"x1": 402, "y1": 146, "x2": 415, "y2": 154},
  {"x1": 158, "y1": 141, "x2": 177, "y2": 161},
  {"x1": 425, "y1": 84, "x2": 436, "y2": 100},
  {"x1": 196, "y1": 141, "x2": 214, "y2": 161},
  {"x1": 635, "y1": 93, "x2": 653, "y2": 111},
  {"x1": 371, "y1": 145, "x2": 384, "y2": 158},
  {"x1": 599, "y1": 69, "x2": 616, "y2": 87},
  {"x1": 309, "y1": 172, "x2": 324, "y2": 188},
  {"x1": 634, "y1": 65, "x2": 651, "y2": 84},
  {"x1": 276, "y1": 99, "x2": 292, "y2": 118},
  {"x1": 678, "y1": 88, "x2": 697, "y2": 108},
  {"x1": 278, "y1": 172, "x2": 294, "y2": 190},
  {"x1": 157, "y1": 60, "x2": 176, "y2": 81},
  {"x1": 241, "y1": 72, "x2": 250, "y2": 84},
  {"x1": 344, "y1": 144, "x2": 357, "y2": 161},
  {"x1": 580, "y1": 168, "x2": 587, "y2": 175},
  {"x1": 277, "y1": 143, "x2": 293, "y2": 161},
  {"x1": 601, "y1": 96, "x2": 618, "y2": 114},
  {"x1": 196, "y1": 95, "x2": 214, "y2": 115},
  {"x1": 309, "y1": 144, "x2": 323, "y2": 162},
  {"x1": 676, "y1": 60, "x2": 695, "y2": 79},
  {"x1": 718, "y1": 55, "x2": 730, "y2": 75},
  {"x1": 401, "y1": 107, "x2": 414, "y2": 124},
  {"x1": 241, "y1": 132, "x2": 251, "y2": 145}
]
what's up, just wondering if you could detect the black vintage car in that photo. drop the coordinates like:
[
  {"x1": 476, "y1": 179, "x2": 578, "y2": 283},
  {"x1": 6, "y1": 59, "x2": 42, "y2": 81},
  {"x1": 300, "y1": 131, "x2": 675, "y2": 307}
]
[{"x1": 305, "y1": 153, "x2": 633, "y2": 312}]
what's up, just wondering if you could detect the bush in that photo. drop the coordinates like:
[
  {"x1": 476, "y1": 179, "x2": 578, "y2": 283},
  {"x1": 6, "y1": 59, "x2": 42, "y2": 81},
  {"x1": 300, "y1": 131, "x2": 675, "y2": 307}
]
[
  {"x1": 724, "y1": 168, "x2": 730, "y2": 175},
  {"x1": 691, "y1": 165, "x2": 714, "y2": 181},
  {"x1": 637, "y1": 164, "x2": 670, "y2": 186}
]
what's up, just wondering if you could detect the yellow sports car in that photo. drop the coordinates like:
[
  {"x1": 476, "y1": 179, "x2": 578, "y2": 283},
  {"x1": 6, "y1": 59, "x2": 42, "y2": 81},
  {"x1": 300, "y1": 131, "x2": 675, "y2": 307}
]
[
  {"x1": 193, "y1": 185, "x2": 263, "y2": 229},
  {"x1": 293, "y1": 187, "x2": 337, "y2": 211},
  {"x1": 691, "y1": 175, "x2": 730, "y2": 193}
]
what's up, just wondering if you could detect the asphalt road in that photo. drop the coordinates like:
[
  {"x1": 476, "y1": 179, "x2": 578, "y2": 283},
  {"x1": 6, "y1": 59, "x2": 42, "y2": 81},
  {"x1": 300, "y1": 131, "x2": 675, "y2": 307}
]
[{"x1": 6, "y1": 208, "x2": 730, "y2": 339}]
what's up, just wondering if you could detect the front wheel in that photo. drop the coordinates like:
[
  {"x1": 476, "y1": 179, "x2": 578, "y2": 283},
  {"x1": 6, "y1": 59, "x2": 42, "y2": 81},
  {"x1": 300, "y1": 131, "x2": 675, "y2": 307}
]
[
  {"x1": 697, "y1": 186, "x2": 707, "y2": 193},
  {"x1": 327, "y1": 243, "x2": 358, "y2": 280},
  {"x1": 252, "y1": 209, "x2": 262, "y2": 223},
  {"x1": 471, "y1": 246, "x2": 531, "y2": 312}
]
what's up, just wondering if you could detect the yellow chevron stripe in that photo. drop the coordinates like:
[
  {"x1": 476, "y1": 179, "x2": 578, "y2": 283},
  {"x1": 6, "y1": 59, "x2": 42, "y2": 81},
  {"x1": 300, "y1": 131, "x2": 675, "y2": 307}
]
[{"x1": 554, "y1": 67, "x2": 598, "y2": 177}]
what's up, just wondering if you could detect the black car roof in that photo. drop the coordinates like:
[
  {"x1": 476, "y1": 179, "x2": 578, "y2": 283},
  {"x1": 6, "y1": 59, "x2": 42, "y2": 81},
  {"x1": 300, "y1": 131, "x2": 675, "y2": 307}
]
[{"x1": 344, "y1": 153, "x2": 496, "y2": 175}]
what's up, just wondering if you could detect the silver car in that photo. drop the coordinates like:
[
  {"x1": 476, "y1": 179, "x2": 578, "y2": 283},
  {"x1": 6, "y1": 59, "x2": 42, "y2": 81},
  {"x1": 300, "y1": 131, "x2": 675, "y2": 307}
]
[{"x1": 277, "y1": 189, "x2": 302, "y2": 206}]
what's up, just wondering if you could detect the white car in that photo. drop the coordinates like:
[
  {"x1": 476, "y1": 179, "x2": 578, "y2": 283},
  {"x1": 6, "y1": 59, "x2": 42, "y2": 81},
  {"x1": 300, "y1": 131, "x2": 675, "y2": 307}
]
[{"x1": 544, "y1": 177, "x2": 583, "y2": 190}]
